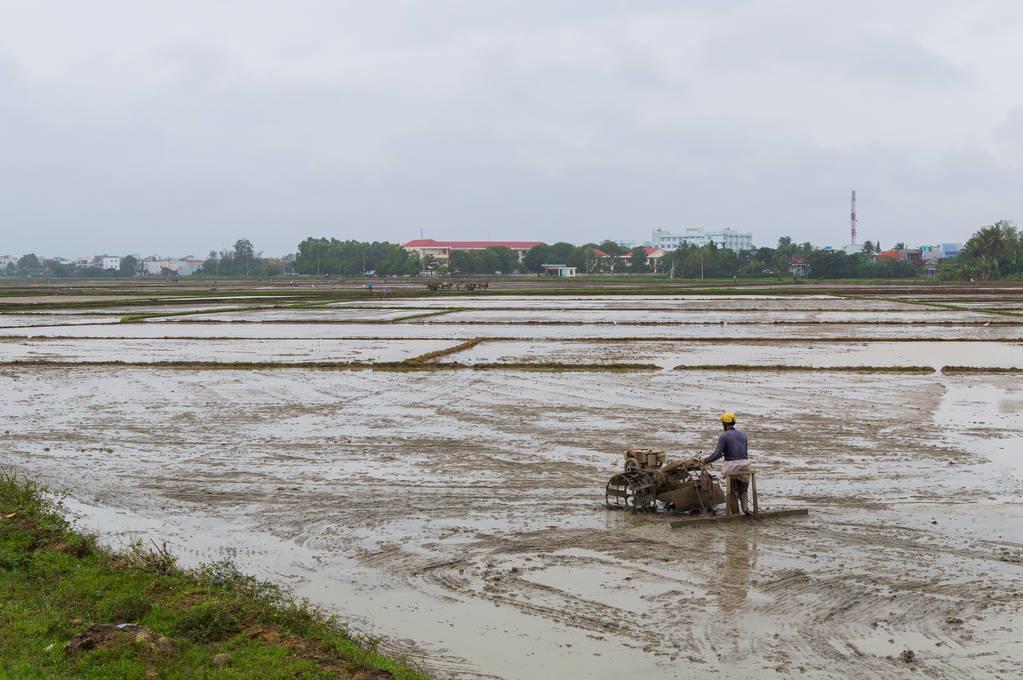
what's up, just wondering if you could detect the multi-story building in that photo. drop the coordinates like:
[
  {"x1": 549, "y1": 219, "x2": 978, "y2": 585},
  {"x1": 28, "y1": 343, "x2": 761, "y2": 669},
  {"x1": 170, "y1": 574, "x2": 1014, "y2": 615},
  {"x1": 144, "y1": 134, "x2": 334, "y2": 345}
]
[
  {"x1": 920, "y1": 243, "x2": 962, "y2": 261},
  {"x1": 652, "y1": 228, "x2": 752, "y2": 252},
  {"x1": 401, "y1": 239, "x2": 544, "y2": 263}
]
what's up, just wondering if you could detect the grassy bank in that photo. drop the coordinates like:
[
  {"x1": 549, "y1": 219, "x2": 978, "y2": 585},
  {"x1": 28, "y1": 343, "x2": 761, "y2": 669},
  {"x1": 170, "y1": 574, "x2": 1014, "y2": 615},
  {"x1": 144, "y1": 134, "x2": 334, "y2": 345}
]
[{"x1": 0, "y1": 472, "x2": 430, "y2": 680}]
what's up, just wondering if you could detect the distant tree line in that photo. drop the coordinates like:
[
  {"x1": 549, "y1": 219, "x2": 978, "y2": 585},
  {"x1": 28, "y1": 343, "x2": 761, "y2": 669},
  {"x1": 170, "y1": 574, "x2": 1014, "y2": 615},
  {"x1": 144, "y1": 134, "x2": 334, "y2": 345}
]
[
  {"x1": 940, "y1": 220, "x2": 1021, "y2": 280},
  {"x1": 522, "y1": 241, "x2": 653, "y2": 274},
  {"x1": 2, "y1": 253, "x2": 141, "y2": 278},
  {"x1": 196, "y1": 239, "x2": 286, "y2": 277},
  {"x1": 522, "y1": 238, "x2": 918, "y2": 279},
  {"x1": 449, "y1": 246, "x2": 519, "y2": 274},
  {"x1": 293, "y1": 238, "x2": 420, "y2": 276},
  {"x1": 5, "y1": 220, "x2": 1020, "y2": 280}
]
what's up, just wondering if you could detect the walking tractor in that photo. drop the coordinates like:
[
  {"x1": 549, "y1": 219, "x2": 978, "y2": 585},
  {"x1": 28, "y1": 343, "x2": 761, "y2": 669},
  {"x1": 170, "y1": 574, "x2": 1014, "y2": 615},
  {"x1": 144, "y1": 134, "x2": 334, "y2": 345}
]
[{"x1": 604, "y1": 448, "x2": 808, "y2": 525}]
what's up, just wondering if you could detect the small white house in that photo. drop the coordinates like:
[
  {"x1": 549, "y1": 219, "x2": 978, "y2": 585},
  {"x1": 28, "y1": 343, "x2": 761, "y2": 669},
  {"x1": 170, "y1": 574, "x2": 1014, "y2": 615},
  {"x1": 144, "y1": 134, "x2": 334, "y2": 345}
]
[
  {"x1": 101, "y1": 256, "x2": 121, "y2": 270},
  {"x1": 541, "y1": 264, "x2": 576, "y2": 277}
]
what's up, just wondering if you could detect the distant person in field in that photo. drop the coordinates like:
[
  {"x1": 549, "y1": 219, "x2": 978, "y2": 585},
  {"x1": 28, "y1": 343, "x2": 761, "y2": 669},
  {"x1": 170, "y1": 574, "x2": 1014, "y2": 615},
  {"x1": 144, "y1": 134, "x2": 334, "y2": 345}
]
[{"x1": 701, "y1": 412, "x2": 751, "y2": 516}]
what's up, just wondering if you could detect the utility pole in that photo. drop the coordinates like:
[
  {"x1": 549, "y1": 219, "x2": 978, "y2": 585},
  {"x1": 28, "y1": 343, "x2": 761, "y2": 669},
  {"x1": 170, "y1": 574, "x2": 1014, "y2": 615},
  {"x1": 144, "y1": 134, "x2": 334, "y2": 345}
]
[
  {"x1": 850, "y1": 190, "x2": 857, "y2": 245},
  {"x1": 701, "y1": 256, "x2": 704, "y2": 280}
]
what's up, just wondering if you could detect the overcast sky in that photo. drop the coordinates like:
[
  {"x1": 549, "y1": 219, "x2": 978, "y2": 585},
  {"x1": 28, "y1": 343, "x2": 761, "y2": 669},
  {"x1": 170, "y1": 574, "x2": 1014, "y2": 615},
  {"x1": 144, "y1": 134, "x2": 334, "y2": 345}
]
[{"x1": 1, "y1": 1, "x2": 1021, "y2": 257}]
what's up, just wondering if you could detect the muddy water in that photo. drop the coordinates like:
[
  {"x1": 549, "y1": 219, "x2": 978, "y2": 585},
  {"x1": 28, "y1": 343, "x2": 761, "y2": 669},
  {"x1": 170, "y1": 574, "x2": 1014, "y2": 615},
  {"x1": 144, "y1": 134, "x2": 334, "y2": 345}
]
[
  {"x1": 446, "y1": 340, "x2": 1023, "y2": 370},
  {"x1": 5, "y1": 338, "x2": 1022, "y2": 368},
  {"x1": 3, "y1": 367, "x2": 1021, "y2": 679},
  {"x1": 0, "y1": 338, "x2": 456, "y2": 364},
  {"x1": 426, "y1": 309, "x2": 992, "y2": 324},
  {"x1": 0, "y1": 314, "x2": 121, "y2": 327},
  {"x1": 5, "y1": 322, "x2": 1023, "y2": 341},
  {"x1": 333, "y1": 296, "x2": 921, "y2": 311},
  {"x1": 155, "y1": 308, "x2": 416, "y2": 322}
]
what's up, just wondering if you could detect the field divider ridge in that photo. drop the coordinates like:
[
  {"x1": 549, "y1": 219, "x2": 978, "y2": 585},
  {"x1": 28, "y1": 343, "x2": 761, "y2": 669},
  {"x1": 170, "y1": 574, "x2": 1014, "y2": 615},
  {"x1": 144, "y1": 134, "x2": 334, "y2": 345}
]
[
  {"x1": 671, "y1": 364, "x2": 936, "y2": 374},
  {"x1": 0, "y1": 359, "x2": 963, "y2": 374},
  {"x1": 390, "y1": 308, "x2": 467, "y2": 322},
  {"x1": 2, "y1": 334, "x2": 1021, "y2": 343},
  {"x1": 403, "y1": 337, "x2": 487, "y2": 364}
]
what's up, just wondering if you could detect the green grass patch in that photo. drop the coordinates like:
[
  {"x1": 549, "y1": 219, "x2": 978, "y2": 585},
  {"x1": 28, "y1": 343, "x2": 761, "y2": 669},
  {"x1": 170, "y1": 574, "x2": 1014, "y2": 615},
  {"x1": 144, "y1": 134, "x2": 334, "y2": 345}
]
[{"x1": 0, "y1": 471, "x2": 430, "y2": 680}]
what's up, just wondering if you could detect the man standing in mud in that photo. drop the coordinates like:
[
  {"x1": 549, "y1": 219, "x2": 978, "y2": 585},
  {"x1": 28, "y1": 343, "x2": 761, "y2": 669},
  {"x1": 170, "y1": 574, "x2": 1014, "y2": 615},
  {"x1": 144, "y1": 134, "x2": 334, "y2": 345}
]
[{"x1": 701, "y1": 412, "x2": 752, "y2": 516}]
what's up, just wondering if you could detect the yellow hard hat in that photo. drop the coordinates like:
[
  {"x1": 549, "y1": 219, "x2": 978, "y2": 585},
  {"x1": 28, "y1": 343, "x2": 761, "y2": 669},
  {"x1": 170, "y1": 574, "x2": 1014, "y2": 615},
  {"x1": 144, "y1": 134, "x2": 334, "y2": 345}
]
[{"x1": 720, "y1": 412, "x2": 736, "y2": 424}]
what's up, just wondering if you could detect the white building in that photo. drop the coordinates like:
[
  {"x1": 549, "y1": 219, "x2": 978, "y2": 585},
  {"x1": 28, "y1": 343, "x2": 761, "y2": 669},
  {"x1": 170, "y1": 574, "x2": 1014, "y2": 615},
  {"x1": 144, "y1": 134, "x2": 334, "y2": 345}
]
[
  {"x1": 143, "y1": 260, "x2": 171, "y2": 275},
  {"x1": 541, "y1": 264, "x2": 576, "y2": 277},
  {"x1": 0, "y1": 255, "x2": 16, "y2": 267},
  {"x1": 920, "y1": 243, "x2": 962, "y2": 261},
  {"x1": 100, "y1": 256, "x2": 121, "y2": 270},
  {"x1": 142, "y1": 258, "x2": 204, "y2": 276},
  {"x1": 652, "y1": 228, "x2": 753, "y2": 252}
]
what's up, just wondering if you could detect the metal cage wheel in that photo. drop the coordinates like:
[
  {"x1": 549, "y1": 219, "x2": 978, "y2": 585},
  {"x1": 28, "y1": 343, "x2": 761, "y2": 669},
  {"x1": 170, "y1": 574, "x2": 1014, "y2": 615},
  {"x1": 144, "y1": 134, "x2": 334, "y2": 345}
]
[{"x1": 605, "y1": 470, "x2": 657, "y2": 512}]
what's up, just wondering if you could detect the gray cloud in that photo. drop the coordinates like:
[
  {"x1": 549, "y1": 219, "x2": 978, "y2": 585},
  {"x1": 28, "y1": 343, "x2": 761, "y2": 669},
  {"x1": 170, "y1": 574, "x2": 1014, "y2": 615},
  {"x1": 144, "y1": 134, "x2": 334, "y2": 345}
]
[{"x1": 0, "y1": 0, "x2": 1021, "y2": 257}]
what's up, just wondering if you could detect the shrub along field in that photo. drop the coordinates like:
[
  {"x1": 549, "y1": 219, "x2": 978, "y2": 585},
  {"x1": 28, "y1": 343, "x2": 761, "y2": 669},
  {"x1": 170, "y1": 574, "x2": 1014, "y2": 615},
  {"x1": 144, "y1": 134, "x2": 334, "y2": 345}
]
[{"x1": 0, "y1": 472, "x2": 429, "y2": 680}]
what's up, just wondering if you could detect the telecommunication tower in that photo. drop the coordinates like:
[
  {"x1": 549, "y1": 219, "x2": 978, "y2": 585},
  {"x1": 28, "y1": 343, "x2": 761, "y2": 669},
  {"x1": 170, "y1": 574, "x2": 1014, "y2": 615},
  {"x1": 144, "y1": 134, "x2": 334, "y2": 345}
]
[{"x1": 850, "y1": 190, "x2": 857, "y2": 245}]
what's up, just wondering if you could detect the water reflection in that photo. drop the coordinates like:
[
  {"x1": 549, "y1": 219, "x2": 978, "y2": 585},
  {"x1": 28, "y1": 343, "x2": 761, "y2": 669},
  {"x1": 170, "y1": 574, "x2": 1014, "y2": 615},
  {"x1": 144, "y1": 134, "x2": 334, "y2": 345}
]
[{"x1": 717, "y1": 528, "x2": 757, "y2": 614}]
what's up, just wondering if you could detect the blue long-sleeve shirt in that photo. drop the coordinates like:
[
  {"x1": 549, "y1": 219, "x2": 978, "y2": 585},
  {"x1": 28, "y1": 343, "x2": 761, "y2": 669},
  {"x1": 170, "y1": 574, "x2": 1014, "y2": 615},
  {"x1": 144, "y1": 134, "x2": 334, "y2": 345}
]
[{"x1": 703, "y1": 428, "x2": 748, "y2": 464}]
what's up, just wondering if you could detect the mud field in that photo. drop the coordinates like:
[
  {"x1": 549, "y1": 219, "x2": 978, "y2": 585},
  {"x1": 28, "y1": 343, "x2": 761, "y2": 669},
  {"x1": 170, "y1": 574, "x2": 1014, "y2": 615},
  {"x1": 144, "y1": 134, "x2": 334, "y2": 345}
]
[{"x1": 2, "y1": 285, "x2": 1022, "y2": 679}]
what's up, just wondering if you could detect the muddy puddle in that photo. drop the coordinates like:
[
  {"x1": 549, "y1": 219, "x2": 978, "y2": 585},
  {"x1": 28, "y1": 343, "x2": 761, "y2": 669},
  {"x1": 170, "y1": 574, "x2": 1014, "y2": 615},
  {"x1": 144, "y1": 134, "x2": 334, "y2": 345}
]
[{"x1": 3, "y1": 366, "x2": 1021, "y2": 679}]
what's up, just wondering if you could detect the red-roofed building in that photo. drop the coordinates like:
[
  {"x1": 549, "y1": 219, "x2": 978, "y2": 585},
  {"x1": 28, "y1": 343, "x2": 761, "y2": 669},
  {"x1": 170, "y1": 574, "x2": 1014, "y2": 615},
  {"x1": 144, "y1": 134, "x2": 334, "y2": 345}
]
[
  {"x1": 402, "y1": 239, "x2": 544, "y2": 263},
  {"x1": 589, "y1": 246, "x2": 667, "y2": 271},
  {"x1": 876, "y1": 249, "x2": 922, "y2": 264}
]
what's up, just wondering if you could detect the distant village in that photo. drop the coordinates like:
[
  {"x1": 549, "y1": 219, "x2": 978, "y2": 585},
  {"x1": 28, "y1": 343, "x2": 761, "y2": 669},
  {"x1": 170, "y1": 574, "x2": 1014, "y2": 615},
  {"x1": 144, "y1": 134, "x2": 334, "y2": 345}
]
[{"x1": 0, "y1": 225, "x2": 969, "y2": 279}]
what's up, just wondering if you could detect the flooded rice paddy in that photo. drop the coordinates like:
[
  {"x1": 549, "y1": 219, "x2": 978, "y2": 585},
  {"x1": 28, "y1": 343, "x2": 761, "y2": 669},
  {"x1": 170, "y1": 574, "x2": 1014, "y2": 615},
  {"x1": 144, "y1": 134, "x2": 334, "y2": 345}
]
[{"x1": 2, "y1": 286, "x2": 1022, "y2": 679}]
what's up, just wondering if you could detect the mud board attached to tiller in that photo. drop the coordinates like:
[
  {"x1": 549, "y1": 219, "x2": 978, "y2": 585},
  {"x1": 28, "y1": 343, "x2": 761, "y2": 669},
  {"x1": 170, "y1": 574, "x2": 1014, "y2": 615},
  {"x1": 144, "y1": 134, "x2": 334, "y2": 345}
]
[
  {"x1": 670, "y1": 508, "x2": 809, "y2": 527},
  {"x1": 670, "y1": 468, "x2": 810, "y2": 526}
]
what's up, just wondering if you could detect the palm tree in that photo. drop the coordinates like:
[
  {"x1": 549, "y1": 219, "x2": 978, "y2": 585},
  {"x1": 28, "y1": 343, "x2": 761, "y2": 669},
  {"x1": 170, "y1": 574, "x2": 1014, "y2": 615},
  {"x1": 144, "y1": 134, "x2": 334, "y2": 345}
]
[{"x1": 964, "y1": 220, "x2": 1020, "y2": 278}]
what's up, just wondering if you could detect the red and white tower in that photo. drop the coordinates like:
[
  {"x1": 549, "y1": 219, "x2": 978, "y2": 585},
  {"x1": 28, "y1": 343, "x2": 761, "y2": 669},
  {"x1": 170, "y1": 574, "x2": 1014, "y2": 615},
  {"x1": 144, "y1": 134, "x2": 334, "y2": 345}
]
[{"x1": 850, "y1": 190, "x2": 857, "y2": 245}]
